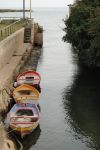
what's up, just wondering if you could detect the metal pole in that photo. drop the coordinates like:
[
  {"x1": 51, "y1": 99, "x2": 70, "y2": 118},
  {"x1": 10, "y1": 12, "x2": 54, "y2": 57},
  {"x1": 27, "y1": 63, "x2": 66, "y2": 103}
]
[
  {"x1": 23, "y1": 0, "x2": 25, "y2": 19},
  {"x1": 30, "y1": 0, "x2": 32, "y2": 19}
]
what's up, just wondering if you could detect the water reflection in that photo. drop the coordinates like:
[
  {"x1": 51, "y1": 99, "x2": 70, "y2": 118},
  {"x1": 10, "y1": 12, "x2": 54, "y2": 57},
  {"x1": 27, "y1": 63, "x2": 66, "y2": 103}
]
[
  {"x1": 63, "y1": 68, "x2": 100, "y2": 150},
  {"x1": 21, "y1": 125, "x2": 41, "y2": 150}
]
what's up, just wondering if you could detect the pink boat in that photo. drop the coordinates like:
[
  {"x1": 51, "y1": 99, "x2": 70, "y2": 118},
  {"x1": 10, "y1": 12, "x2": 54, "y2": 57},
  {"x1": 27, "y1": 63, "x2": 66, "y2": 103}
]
[{"x1": 14, "y1": 70, "x2": 41, "y2": 92}]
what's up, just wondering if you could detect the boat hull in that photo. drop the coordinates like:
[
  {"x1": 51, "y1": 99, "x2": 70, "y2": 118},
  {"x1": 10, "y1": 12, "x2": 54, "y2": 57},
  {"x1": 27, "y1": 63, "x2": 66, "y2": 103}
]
[
  {"x1": 13, "y1": 84, "x2": 40, "y2": 104},
  {"x1": 10, "y1": 122, "x2": 39, "y2": 138},
  {"x1": 7, "y1": 104, "x2": 40, "y2": 138},
  {"x1": 17, "y1": 70, "x2": 41, "y2": 85}
]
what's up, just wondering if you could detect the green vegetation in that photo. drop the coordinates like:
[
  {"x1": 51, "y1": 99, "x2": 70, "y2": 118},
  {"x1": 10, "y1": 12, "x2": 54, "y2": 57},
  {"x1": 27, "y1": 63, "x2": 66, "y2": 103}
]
[
  {"x1": 63, "y1": 0, "x2": 100, "y2": 67},
  {"x1": 0, "y1": 19, "x2": 30, "y2": 41}
]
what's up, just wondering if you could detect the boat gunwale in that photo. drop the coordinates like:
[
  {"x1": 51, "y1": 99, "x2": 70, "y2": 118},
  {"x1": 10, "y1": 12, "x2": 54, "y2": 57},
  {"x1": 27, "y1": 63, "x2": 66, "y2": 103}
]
[{"x1": 17, "y1": 71, "x2": 41, "y2": 81}]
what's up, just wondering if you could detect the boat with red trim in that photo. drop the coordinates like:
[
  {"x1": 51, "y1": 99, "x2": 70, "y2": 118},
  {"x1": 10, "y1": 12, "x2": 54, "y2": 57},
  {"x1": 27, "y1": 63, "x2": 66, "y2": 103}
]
[{"x1": 7, "y1": 103, "x2": 40, "y2": 138}]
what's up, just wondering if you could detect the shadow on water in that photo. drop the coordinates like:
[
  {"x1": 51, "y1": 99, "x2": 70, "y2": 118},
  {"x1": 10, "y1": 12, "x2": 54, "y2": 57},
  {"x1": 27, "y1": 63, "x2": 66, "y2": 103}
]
[
  {"x1": 21, "y1": 125, "x2": 41, "y2": 150},
  {"x1": 10, "y1": 125, "x2": 41, "y2": 150},
  {"x1": 63, "y1": 68, "x2": 100, "y2": 150}
]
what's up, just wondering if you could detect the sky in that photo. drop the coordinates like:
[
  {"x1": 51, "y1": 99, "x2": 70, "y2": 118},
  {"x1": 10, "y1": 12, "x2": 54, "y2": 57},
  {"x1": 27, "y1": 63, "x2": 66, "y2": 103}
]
[{"x1": 0, "y1": 0, "x2": 75, "y2": 8}]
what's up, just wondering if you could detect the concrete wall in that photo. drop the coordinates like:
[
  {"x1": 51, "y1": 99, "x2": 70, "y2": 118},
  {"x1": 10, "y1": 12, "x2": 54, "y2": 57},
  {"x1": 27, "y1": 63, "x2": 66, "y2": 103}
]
[
  {"x1": 0, "y1": 43, "x2": 32, "y2": 112},
  {"x1": 34, "y1": 23, "x2": 43, "y2": 47},
  {"x1": 31, "y1": 24, "x2": 35, "y2": 45},
  {"x1": 0, "y1": 28, "x2": 24, "y2": 70}
]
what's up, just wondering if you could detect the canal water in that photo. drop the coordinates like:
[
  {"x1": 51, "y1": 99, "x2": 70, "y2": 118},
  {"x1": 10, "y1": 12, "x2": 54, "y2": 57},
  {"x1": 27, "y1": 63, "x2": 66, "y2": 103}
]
[
  {"x1": 1, "y1": 8, "x2": 100, "y2": 150},
  {"x1": 19, "y1": 8, "x2": 100, "y2": 150}
]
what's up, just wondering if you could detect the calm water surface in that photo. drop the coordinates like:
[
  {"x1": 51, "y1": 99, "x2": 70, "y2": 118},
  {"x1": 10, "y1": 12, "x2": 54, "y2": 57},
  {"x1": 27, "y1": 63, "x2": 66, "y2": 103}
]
[{"x1": 1, "y1": 8, "x2": 100, "y2": 150}]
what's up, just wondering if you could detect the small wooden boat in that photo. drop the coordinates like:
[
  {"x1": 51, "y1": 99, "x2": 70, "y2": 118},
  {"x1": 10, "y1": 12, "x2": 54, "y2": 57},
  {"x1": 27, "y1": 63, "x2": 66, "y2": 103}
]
[
  {"x1": 7, "y1": 103, "x2": 40, "y2": 138},
  {"x1": 15, "y1": 70, "x2": 41, "y2": 86},
  {"x1": 13, "y1": 84, "x2": 40, "y2": 104}
]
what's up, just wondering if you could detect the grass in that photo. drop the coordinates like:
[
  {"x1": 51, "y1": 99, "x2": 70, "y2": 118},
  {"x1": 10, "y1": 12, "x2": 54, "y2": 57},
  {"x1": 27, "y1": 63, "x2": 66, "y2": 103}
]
[
  {"x1": 0, "y1": 23, "x2": 11, "y2": 28},
  {"x1": 0, "y1": 19, "x2": 29, "y2": 41}
]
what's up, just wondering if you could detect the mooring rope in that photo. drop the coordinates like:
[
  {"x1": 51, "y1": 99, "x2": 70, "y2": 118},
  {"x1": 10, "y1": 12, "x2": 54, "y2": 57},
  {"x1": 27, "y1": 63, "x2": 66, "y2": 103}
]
[
  {"x1": 12, "y1": 134, "x2": 23, "y2": 150},
  {"x1": 6, "y1": 125, "x2": 23, "y2": 150},
  {"x1": 0, "y1": 123, "x2": 23, "y2": 150}
]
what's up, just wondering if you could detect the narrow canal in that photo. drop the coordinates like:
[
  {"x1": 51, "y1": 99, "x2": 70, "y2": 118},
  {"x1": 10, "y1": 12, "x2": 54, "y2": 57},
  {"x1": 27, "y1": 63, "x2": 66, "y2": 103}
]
[{"x1": 14, "y1": 8, "x2": 100, "y2": 150}]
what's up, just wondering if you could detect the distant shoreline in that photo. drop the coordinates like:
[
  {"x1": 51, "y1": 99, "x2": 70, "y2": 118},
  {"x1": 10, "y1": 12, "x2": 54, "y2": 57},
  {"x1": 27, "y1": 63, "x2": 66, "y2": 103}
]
[{"x1": 0, "y1": 9, "x2": 33, "y2": 12}]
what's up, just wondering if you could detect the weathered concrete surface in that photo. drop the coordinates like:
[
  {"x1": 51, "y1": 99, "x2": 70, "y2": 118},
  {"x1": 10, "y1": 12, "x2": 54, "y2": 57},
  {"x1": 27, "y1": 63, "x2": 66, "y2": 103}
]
[
  {"x1": 0, "y1": 43, "x2": 32, "y2": 111},
  {"x1": 20, "y1": 47, "x2": 42, "y2": 72},
  {"x1": 30, "y1": 24, "x2": 35, "y2": 45},
  {"x1": 34, "y1": 32, "x2": 43, "y2": 46},
  {"x1": 34, "y1": 23, "x2": 43, "y2": 47},
  {"x1": 0, "y1": 28, "x2": 24, "y2": 70},
  {"x1": 0, "y1": 21, "x2": 43, "y2": 112}
]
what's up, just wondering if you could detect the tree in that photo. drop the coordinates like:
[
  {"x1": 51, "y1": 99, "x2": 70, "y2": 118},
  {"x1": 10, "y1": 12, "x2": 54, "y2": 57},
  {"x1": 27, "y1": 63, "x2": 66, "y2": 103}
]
[{"x1": 63, "y1": 0, "x2": 100, "y2": 67}]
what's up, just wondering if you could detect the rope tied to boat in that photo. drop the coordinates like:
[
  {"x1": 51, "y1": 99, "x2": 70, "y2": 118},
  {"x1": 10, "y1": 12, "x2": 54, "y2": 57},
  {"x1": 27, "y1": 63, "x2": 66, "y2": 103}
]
[{"x1": 0, "y1": 123, "x2": 23, "y2": 150}]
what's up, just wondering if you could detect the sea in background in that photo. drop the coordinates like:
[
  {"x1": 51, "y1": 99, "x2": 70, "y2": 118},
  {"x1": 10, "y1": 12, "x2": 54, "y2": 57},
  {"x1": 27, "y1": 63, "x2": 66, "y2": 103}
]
[{"x1": 1, "y1": 7, "x2": 100, "y2": 150}]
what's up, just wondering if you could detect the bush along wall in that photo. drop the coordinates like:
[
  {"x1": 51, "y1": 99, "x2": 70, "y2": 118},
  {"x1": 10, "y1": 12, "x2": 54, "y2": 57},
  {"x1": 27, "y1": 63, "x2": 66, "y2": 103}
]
[{"x1": 63, "y1": 0, "x2": 100, "y2": 68}]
